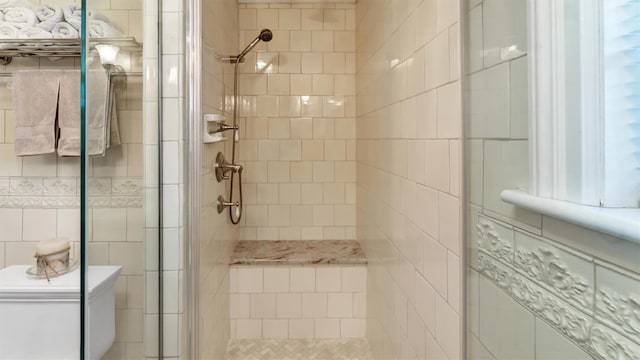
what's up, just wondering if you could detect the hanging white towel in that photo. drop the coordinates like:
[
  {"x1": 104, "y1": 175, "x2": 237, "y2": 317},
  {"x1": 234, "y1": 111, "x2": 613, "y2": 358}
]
[
  {"x1": 56, "y1": 70, "x2": 80, "y2": 156},
  {"x1": 12, "y1": 70, "x2": 60, "y2": 156},
  {"x1": 57, "y1": 69, "x2": 120, "y2": 157},
  {"x1": 85, "y1": 69, "x2": 119, "y2": 156}
]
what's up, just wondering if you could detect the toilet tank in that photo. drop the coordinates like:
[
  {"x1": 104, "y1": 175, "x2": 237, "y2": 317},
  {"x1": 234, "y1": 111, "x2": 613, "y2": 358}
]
[{"x1": 0, "y1": 265, "x2": 122, "y2": 360}]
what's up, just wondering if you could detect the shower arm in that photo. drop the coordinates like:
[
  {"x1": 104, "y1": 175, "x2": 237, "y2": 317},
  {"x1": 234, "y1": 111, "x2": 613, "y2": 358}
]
[
  {"x1": 221, "y1": 29, "x2": 273, "y2": 64},
  {"x1": 220, "y1": 37, "x2": 259, "y2": 64}
]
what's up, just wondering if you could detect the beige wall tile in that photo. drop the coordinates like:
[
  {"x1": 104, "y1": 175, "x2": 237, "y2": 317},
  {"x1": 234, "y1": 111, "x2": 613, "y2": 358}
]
[{"x1": 355, "y1": 0, "x2": 462, "y2": 357}]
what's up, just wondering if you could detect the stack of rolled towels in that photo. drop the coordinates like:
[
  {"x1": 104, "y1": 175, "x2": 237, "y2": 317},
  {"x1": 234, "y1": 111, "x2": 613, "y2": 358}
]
[{"x1": 0, "y1": 0, "x2": 122, "y2": 39}]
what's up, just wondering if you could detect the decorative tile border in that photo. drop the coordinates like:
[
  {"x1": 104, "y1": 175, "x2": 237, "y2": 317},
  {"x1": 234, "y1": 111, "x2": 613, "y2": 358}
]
[
  {"x1": 596, "y1": 290, "x2": 640, "y2": 339},
  {"x1": 514, "y1": 237, "x2": 593, "y2": 311},
  {"x1": 476, "y1": 216, "x2": 640, "y2": 360},
  {"x1": 0, "y1": 177, "x2": 143, "y2": 208},
  {"x1": 590, "y1": 324, "x2": 640, "y2": 360},
  {"x1": 595, "y1": 266, "x2": 640, "y2": 341},
  {"x1": 476, "y1": 219, "x2": 513, "y2": 264}
]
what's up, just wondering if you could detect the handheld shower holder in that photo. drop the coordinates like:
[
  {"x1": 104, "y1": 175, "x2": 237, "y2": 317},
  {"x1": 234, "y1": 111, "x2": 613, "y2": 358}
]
[{"x1": 220, "y1": 55, "x2": 245, "y2": 64}]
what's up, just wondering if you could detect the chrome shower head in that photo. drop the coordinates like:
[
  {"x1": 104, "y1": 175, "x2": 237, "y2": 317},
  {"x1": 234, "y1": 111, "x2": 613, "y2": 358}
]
[
  {"x1": 236, "y1": 28, "x2": 273, "y2": 62},
  {"x1": 259, "y1": 29, "x2": 273, "y2": 42}
]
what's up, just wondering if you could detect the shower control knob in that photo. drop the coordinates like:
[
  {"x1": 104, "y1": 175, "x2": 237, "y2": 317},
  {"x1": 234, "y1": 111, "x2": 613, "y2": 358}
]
[
  {"x1": 217, "y1": 195, "x2": 239, "y2": 214},
  {"x1": 214, "y1": 152, "x2": 243, "y2": 182}
]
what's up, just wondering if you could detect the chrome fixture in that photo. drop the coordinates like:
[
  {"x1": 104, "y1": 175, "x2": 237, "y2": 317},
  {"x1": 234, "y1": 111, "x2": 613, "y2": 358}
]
[
  {"x1": 221, "y1": 29, "x2": 273, "y2": 63},
  {"x1": 214, "y1": 152, "x2": 243, "y2": 182},
  {"x1": 217, "y1": 195, "x2": 240, "y2": 215},
  {"x1": 216, "y1": 29, "x2": 273, "y2": 225},
  {"x1": 203, "y1": 114, "x2": 237, "y2": 143}
]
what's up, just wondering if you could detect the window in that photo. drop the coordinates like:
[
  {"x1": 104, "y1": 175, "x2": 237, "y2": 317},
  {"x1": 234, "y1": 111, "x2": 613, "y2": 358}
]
[
  {"x1": 501, "y1": 0, "x2": 639, "y2": 243},
  {"x1": 527, "y1": 0, "x2": 640, "y2": 208}
]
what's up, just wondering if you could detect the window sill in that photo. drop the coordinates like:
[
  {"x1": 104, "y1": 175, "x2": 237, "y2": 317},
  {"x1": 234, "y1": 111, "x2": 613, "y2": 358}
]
[{"x1": 501, "y1": 190, "x2": 640, "y2": 244}]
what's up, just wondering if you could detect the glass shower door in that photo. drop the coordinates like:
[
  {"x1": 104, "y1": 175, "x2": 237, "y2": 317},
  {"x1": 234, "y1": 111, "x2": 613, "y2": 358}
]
[{"x1": 81, "y1": 1, "x2": 161, "y2": 358}]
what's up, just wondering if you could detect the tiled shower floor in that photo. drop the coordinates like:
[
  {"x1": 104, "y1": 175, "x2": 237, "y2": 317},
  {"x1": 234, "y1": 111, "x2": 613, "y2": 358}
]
[{"x1": 226, "y1": 339, "x2": 373, "y2": 360}]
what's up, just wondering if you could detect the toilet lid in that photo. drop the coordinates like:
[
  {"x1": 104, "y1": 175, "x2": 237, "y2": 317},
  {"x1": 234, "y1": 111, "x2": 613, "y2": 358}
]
[{"x1": 0, "y1": 265, "x2": 122, "y2": 300}]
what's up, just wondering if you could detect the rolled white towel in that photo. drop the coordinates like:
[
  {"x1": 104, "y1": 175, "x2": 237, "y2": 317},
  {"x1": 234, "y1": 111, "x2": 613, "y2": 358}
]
[
  {"x1": 63, "y1": 4, "x2": 108, "y2": 31},
  {"x1": 0, "y1": 0, "x2": 28, "y2": 8},
  {"x1": 35, "y1": 3, "x2": 62, "y2": 31},
  {"x1": 62, "y1": 4, "x2": 80, "y2": 29},
  {"x1": 2, "y1": 7, "x2": 37, "y2": 26},
  {"x1": 0, "y1": 21, "x2": 27, "y2": 38},
  {"x1": 18, "y1": 24, "x2": 52, "y2": 38},
  {"x1": 51, "y1": 21, "x2": 77, "y2": 38},
  {"x1": 89, "y1": 20, "x2": 122, "y2": 38}
]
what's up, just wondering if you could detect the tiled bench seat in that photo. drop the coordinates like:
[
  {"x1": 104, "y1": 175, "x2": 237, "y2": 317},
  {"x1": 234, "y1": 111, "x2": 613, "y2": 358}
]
[{"x1": 229, "y1": 240, "x2": 367, "y2": 340}]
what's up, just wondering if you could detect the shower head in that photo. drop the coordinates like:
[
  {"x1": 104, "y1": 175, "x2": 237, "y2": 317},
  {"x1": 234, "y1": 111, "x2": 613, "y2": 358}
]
[
  {"x1": 259, "y1": 29, "x2": 273, "y2": 42},
  {"x1": 236, "y1": 28, "x2": 273, "y2": 62}
]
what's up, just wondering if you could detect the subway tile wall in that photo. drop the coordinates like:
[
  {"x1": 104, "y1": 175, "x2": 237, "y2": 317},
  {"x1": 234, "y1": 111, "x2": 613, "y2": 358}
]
[
  {"x1": 464, "y1": 1, "x2": 640, "y2": 359},
  {"x1": 236, "y1": 3, "x2": 357, "y2": 241},
  {"x1": 355, "y1": 0, "x2": 462, "y2": 359},
  {"x1": 229, "y1": 265, "x2": 367, "y2": 339},
  {"x1": 198, "y1": 0, "x2": 240, "y2": 358},
  {"x1": 0, "y1": 1, "x2": 146, "y2": 359}
]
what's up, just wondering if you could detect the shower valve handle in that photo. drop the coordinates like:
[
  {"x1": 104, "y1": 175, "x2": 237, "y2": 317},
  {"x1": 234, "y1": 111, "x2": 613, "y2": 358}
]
[
  {"x1": 217, "y1": 195, "x2": 239, "y2": 214},
  {"x1": 214, "y1": 152, "x2": 243, "y2": 182},
  {"x1": 217, "y1": 123, "x2": 238, "y2": 132}
]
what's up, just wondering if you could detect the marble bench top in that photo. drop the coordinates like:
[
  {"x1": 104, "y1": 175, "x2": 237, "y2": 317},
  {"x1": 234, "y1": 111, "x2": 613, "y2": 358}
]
[{"x1": 230, "y1": 240, "x2": 367, "y2": 265}]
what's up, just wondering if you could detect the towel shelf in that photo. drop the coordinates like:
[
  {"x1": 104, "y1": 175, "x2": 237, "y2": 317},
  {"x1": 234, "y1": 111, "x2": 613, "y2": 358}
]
[
  {"x1": 0, "y1": 72, "x2": 143, "y2": 80},
  {"x1": 0, "y1": 37, "x2": 142, "y2": 63}
]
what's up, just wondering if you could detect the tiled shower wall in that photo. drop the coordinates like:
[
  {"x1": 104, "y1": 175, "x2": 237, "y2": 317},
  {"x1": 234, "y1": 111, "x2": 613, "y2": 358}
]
[
  {"x1": 356, "y1": 0, "x2": 463, "y2": 358},
  {"x1": 198, "y1": 0, "x2": 240, "y2": 358},
  {"x1": 0, "y1": 1, "x2": 146, "y2": 358},
  {"x1": 229, "y1": 265, "x2": 367, "y2": 339},
  {"x1": 464, "y1": 1, "x2": 640, "y2": 359},
  {"x1": 236, "y1": 2, "x2": 357, "y2": 241}
]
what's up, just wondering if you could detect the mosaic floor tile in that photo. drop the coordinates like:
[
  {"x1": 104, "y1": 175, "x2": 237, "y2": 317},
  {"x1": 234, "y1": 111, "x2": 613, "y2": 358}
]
[{"x1": 226, "y1": 339, "x2": 373, "y2": 360}]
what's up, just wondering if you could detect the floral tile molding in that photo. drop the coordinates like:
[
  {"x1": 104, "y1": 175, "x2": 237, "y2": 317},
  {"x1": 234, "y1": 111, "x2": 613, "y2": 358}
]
[
  {"x1": 475, "y1": 215, "x2": 640, "y2": 360},
  {"x1": 0, "y1": 177, "x2": 143, "y2": 208}
]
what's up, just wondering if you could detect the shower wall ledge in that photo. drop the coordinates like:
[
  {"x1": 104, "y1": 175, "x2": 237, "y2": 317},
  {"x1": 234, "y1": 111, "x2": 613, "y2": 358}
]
[
  {"x1": 501, "y1": 190, "x2": 640, "y2": 244},
  {"x1": 238, "y1": 0, "x2": 355, "y2": 3}
]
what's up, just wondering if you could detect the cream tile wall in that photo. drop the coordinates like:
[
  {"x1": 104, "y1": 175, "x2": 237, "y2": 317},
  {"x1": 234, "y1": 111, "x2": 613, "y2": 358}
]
[
  {"x1": 464, "y1": 1, "x2": 640, "y2": 359},
  {"x1": 236, "y1": 2, "x2": 357, "y2": 241},
  {"x1": 0, "y1": 2, "x2": 147, "y2": 359},
  {"x1": 157, "y1": 0, "x2": 189, "y2": 358},
  {"x1": 229, "y1": 265, "x2": 366, "y2": 339},
  {"x1": 355, "y1": 0, "x2": 462, "y2": 358},
  {"x1": 197, "y1": 0, "x2": 240, "y2": 358}
]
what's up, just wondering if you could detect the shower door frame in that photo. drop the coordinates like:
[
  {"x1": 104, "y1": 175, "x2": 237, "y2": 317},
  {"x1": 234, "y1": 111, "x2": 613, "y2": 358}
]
[
  {"x1": 79, "y1": 0, "x2": 165, "y2": 357},
  {"x1": 185, "y1": 0, "x2": 202, "y2": 358}
]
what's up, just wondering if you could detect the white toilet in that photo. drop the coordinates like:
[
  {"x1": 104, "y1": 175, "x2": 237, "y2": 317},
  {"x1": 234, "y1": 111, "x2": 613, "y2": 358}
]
[{"x1": 0, "y1": 265, "x2": 122, "y2": 360}]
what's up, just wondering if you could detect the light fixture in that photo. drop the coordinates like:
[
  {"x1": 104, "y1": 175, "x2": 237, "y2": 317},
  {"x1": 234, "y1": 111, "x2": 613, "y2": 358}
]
[{"x1": 95, "y1": 44, "x2": 120, "y2": 68}]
